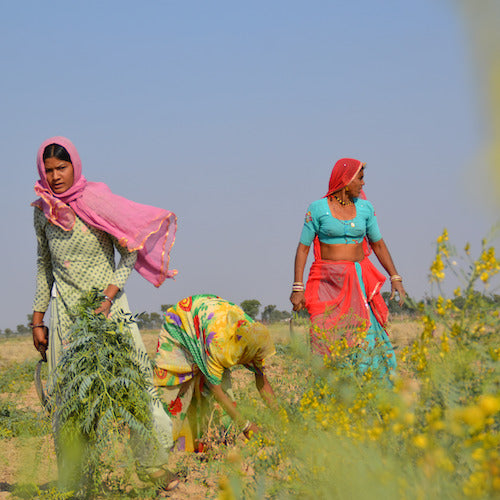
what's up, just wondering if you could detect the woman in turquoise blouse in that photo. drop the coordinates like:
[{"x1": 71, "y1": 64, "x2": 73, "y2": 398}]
[{"x1": 290, "y1": 158, "x2": 406, "y2": 378}]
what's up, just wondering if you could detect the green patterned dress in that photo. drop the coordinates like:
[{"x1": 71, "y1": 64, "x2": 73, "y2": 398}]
[{"x1": 33, "y1": 207, "x2": 173, "y2": 470}]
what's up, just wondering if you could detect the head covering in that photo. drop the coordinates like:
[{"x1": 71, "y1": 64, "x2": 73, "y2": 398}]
[
  {"x1": 228, "y1": 315, "x2": 276, "y2": 366},
  {"x1": 325, "y1": 158, "x2": 366, "y2": 198},
  {"x1": 32, "y1": 136, "x2": 177, "y2": 287}
]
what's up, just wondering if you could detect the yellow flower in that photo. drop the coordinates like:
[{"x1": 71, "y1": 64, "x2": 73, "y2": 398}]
[
  {"x1": 458, "y1": 406, "x2": 485, "y2": 430},
  {"x1": 430, "y1": 253, "x2": 445, "y2": 282},
  {"x1": 437, "y1": 228, "x2": 449, "y2": 244},
  {"x1": 413, "y1": 434, "x2": 428, "y2": 449},
  {"x1": 404, "y1": 413, "x2": 416, "y2": 425},
  {"x1": 478, "y1": 395, "x2": 500, "y2": 417},
  {"x1": 436, "y1": 296, "x2": 445, "y2": 316}
]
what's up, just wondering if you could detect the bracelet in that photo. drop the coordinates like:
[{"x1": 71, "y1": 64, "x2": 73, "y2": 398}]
[
  {"x1": 30, "y1": 323, "x2": 45, "y2": 329},
  {"x1": 104, "y1": 295, "x2": 114, "y2": 304},
  {"x1": 390, "y1": 275, "x2": 403, "y2": 282},
  {"x1": 242, "y1": 420, "x2": 252, "y2": 433},
  {"x1": 292, "y1": 281, "x2": 305, "y2": 292}
]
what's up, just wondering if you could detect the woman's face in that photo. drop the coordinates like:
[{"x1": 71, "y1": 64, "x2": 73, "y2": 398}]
[
  {"x1": 44, "y1": 157, "x2": 74, "y2": 194},
  {"x1": 346, "y1": 168, "x2": 365, "y2": 198}
]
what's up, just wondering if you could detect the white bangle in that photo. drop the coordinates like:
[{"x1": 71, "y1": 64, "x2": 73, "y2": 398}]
[
  {"x1": 104, "y1": 295, "x2": 114, "y2": 304},
  {"x1": 242, "y1": 420, "x2": 252, "y2": 433}
]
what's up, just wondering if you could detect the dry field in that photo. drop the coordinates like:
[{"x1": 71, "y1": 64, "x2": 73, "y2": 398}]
[{"x1": 0, "y1": 318, "x2": 421, "y2": 499}]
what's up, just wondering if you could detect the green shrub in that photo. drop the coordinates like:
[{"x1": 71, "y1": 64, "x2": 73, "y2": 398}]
[{"x1": 0, "y1": 400, "x2": 50, "y2": 438}]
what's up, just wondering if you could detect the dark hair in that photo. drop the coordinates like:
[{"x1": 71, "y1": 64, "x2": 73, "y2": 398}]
[{"x1": 43, "y1": 143, "x2": 72, "y2": 163}]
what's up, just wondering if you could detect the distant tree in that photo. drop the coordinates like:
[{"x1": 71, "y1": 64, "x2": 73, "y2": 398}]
[
  {"x1": 4, "y1": 328, "x2": 13, "y2": 337},
  {"x1": 149, "y1": 312, "x2": 162, "y2": 329},
  {"x1": 137, "y1": 312, "x2": 163, "y2": 330},
  {"x1": 262, "y1": 305, "x2": 291, "y2": 323},
  {"x1": 261, "y1": 305, "x2": 276, "y2": 323},
  {"x1": 16, "y1": 324, "x2": 30, "y2": 335},
  {"x1": 160, "y1": 304, "x2": 174, "y2": 313},
  {"x1": 240, "y1": 300, "x2": 261, "y2": 320}
]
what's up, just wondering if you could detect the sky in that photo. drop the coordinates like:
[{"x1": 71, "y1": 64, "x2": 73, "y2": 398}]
[{"x1": 1, "y1": 0, "x2": 498, "y2": 330}]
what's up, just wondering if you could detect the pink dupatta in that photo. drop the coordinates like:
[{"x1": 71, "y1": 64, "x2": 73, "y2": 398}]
[{"x1": 32, "y1": 136, "x2": 177, "y2": 287}]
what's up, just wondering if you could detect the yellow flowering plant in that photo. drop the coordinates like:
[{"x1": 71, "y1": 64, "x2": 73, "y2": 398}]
[{"x1": 219, "y1": 232, "x2": 499, "y2": 500}]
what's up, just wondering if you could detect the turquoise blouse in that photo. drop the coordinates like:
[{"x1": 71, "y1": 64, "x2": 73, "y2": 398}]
[{"x1": 300, "y1": 197, "x2": 382, "y2": 246}]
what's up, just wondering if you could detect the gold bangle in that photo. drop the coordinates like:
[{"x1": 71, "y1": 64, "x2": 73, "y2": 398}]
[
  {"x1": 390, "y1": 275, "x2": 402, "y2": 282},
  {"x1": 30, "y1": 323, "x2": 45, "y2": 329}
]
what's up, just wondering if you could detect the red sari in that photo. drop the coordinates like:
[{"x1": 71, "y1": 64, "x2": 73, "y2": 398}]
[{"x1": 305, "y1": 256, "x2": 388, "y2": 351}]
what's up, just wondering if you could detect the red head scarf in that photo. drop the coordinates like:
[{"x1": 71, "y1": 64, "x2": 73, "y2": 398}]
[
  {"x1": 32, "y1": 136, "x2": 177, "y2": 287},
  {"x1": 325, "y1": 158, "x2": 365, "y2": 197}
]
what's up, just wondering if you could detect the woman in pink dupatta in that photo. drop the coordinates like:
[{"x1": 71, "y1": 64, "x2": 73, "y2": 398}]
[
  {"x1": 290, "y1": 158, "x2": 406, "y2": 377},
  {"x1": 31, "y1": 136, "x2": 180, "y2": 491}
]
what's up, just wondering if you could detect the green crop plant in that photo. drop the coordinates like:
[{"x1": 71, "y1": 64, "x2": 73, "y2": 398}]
[{"x1": 50, "y1": 289, "x2": 157, "y2": 498}]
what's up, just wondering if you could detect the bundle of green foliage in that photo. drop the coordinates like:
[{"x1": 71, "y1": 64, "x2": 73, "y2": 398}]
[{"x1": 51, "y1": 289, "x2": 156, "y2": 497}]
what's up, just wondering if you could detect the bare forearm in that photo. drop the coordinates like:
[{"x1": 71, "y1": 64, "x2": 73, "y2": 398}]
[
  {"x1": 32, "y1": 311, "x2": 45, "y2": 325},
  {"x1": 32, "y1": 310, "x2": 48, "y2": 360},
  {"x1": 371, "y1": 239, "x2": 406, "y2": 305},
  {"x1": 208, "y1": 383, "x2": 242, "y2": 424},
  {"x1": 293, "y1": 243, "x2": 310, "y2": 282},
  {"x1": 291, "y1": 243, "x2": 310, "y2": 310},
  {"x1": 370, "y1": 239, "x2": 399, "y2": 276},
  {"x1": 256, "y1": 373, "x2": 278, "y2": 410},
  {"x1": 103, "y1": 284, "x2": 120, "y2": 301}
]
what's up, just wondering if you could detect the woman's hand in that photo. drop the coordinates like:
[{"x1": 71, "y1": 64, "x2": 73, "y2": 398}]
[
  {"x1": 290, "y1": 290, "x2": 306, "y2": 311},
  {"x1": 209, "y1": 383, "x2": 263, "y2": 438},
  {"x1": 390, "y1": 281, "x2": 406, "y2": 306},
  {"x1": 94, "y1": 299, "x2": 112, "y2": 317},
  {"x1": 94, "y1": 285, "x2": 119, "y2": 317},
  {"x1": 32, "y1": 326, "x2": 48, "y2": 361}
]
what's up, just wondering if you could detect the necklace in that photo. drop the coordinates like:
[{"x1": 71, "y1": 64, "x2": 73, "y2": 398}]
[{"x1": 332, "y1": 194, "x2": 353, "y2": 207}]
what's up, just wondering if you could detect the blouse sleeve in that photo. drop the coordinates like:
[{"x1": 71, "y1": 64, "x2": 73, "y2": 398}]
[
  {"x1": 299, "y1": 203, "x2": 318, "y2": 246},
  {"x1": 110, "y1": 238, "x2": 138, "y2": 289},
  {"x1": 33, "y1": 208, "x2": 54, "y2": 313},
  {"x1": 365, "y1": 201, "x2": 383, "y2": 243}
]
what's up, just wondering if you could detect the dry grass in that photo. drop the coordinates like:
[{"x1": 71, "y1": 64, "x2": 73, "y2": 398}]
[{"x1": 0, "y1": 317, "x2": 422, "y2": 499}]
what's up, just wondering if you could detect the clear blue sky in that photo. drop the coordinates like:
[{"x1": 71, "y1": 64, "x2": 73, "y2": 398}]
[{"x1": 1, "y1": 0, "x2": 498, "y2": 330}]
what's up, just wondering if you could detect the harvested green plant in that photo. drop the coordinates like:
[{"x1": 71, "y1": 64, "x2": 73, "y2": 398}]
[{"x1": 51, "y1": 289, "x2": 156, "y2": 497}]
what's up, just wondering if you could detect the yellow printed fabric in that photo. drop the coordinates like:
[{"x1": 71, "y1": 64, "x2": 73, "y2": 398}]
[
  {"x1": 154, "y1": 294, "x2": 275, "y2": 386},
  {"x1": 153, "y1": 294, "x2": 275, "y2": 452}
]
